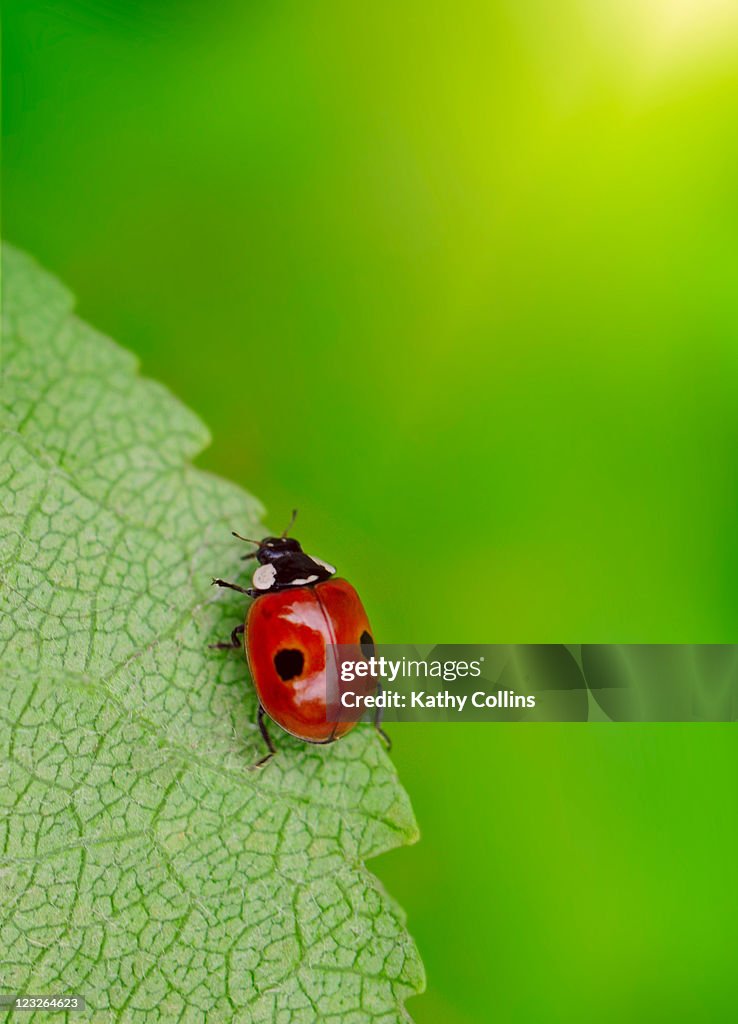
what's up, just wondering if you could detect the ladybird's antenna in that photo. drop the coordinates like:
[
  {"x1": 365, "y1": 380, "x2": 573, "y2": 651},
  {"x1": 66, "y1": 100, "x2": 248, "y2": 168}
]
[
  {"x1": 282, "y1": 509, "x2": 298, "y2": 538},
  {"x1": 232, "y1": 531, "x2": 261, "y2": 545},
  {"x1": 232, "y1": 530, "x2": 262, "y2": 561}
]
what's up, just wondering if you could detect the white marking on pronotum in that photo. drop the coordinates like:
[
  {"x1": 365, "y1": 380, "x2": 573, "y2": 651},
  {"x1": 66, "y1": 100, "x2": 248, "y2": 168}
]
[
  {"x1": 253, "y1": 564, "x2": 277, "y2": 590},
  {"x1": 311, "y1": 556, "x2": 336, "y2": 575},
  {"x1": 291, "y1": 574, "x2": 319, "y2": 586}
]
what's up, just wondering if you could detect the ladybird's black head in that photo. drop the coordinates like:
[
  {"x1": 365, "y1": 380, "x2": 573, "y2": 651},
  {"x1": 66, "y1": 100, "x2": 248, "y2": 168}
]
[{"x1": 256, "y1": 536, "x2": 303, "y2": 564}]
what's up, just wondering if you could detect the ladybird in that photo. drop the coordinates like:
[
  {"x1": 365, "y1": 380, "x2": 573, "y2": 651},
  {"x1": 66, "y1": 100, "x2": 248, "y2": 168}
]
[{"x1": 210, "y1": 511, "x2": 389, "y2": 767}]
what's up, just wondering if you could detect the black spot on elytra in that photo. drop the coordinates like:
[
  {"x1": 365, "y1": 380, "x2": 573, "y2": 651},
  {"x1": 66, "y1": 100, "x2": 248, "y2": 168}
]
[
  {"x1": 360, "y1": 631, "x2": 374, "y2": 658},
  {"x1": 274, "y1": 648, "x2": 305, "y2": 682}
]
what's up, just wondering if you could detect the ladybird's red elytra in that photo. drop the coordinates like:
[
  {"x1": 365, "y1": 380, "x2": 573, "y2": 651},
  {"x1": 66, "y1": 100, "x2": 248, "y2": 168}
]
[
  {"x1": 210, "y1": 511, "x2": 389, "y2": 767},
  {"x1": 247, "y1": 578, "x2": 372, "y2": 744}
]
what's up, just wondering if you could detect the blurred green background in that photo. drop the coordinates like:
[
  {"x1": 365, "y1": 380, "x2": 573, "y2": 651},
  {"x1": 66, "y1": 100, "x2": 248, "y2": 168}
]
[{"x1": 4, "y1": 2, "x2": 738, "y2": 1021}]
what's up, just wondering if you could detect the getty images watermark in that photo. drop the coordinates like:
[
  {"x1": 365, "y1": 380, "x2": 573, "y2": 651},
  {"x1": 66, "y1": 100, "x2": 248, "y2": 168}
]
[
  {"x1": 338, "y1": 654, "x2": 536, "y2": 713},
  {"x1": 324, "y1": 645, "x2": 738, "y2": 723}
]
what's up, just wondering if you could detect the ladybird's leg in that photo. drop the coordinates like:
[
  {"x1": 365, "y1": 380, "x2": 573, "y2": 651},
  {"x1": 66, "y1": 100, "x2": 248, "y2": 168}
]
[
  {"x1": 209, "y1": 624, "x2": 245, "y2": 651},
  {"x1": 250, "y1": 704, "x2": 277, "y2": 769},
  {"x1": 211, "y1": 578, "x2": 250, "y2": 594},
  {"x1": 243, "y1": 583, "x2": 291, "y2": 597},
  {"x1": 373, "y1": 680, "x2": 392, "y2": 751},
  {"x1": 373, "y1": 716, "x2": 392, "y2": 751}
]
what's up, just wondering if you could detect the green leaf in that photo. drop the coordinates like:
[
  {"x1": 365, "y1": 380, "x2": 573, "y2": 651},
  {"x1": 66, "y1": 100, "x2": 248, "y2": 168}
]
[{"x1": 0, "y1": 244, "x2": 424, "y2": 1022}]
